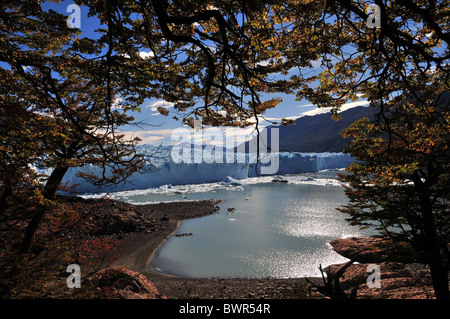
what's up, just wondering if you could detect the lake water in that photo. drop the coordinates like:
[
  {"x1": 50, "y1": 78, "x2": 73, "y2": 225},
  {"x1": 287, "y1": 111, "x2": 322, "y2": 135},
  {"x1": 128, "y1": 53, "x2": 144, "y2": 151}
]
[{"x1": 103, "y1": 171, "x2": 375, "y2": 278}]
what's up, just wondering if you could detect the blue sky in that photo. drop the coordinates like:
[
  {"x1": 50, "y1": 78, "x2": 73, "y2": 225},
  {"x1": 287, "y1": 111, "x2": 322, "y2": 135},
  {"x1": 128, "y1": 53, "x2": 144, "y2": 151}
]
[{"x1": 46, "y1": 1, "x2": 369, "y2": 146}]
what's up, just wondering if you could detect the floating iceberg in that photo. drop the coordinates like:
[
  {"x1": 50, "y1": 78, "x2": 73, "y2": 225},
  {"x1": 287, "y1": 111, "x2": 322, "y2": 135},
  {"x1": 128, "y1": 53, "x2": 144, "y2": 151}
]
[{"x1": 219, "y1": 176, "x2": 243, "y2": 186}]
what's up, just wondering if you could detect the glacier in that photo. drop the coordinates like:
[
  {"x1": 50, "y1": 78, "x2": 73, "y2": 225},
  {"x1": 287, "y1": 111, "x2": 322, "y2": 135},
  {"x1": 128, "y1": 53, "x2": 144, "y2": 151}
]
[{"x1": 58, "y1": 145, "x2": 354, "y2": 194}]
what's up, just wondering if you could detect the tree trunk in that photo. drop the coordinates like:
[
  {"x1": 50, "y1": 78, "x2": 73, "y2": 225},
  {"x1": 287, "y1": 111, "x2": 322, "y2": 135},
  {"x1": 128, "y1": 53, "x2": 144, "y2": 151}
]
[
  {"x1": 424, "y1": 221, "x2": 450, "y2": 299},
  {"x1": 42, "y1": 166, "x2": 70, "y2": 200},
  {"x1": 429, "y1": 259, "x2": 450, "y2": 299},
  {"x1": 414, "y1": 176, "x2": 450, "y2": 299},
  {"x1": 0, "y1": 183, "x2": 12, "y2": 215},
  {"x1": 18, "y1": 166, "x2": 69, "y2": 254},
  {"x1": 18, "y1": 209, "x2": 44, "y2": 254}
]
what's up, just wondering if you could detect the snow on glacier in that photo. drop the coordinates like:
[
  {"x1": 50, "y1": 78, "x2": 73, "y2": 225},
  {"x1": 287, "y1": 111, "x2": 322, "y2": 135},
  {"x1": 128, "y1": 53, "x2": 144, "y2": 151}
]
[{"x1": 58, "y1": 145, "x2": 354, "y2": 194}]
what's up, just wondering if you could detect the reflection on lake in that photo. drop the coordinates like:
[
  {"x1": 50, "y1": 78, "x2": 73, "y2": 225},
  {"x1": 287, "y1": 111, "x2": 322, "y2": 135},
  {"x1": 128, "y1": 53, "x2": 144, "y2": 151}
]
[{"x1": 111, "y1": 171, "x2": 376, "y2": 278}]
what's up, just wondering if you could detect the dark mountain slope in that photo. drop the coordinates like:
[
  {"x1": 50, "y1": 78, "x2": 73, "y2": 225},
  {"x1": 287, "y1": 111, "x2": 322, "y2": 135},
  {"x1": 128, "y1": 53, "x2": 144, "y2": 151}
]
[{"x1": 242, "y1": 106, "x2": 378, "y2": 153}]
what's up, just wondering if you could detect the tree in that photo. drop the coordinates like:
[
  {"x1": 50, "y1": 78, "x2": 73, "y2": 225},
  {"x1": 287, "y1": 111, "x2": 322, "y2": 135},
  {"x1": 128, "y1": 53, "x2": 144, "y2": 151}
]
[
  {"x1": 0, "y1": 0, "x2": 148, "y2": 296},
  {"x1": 0, "y1": 0, "x2": 303, "y2": 297},
  {"x1": 80, "y1": 0, "x2": 309, "y2": 125},
  {"x1": 297, "y1": 1, "x2": 449, "y2": 299},
  {"x1": 0, "y1": 0, "x2": 149, "y2": 251},
  {"x1": 1, "y1": 0, "x2": 304, "y2": 255},
  {"x1": 76, "y1": 0, "x2": 450, "y2": 299},
  {"x1": 339, "y1": 91, "x2": 449, "y2": 299}
]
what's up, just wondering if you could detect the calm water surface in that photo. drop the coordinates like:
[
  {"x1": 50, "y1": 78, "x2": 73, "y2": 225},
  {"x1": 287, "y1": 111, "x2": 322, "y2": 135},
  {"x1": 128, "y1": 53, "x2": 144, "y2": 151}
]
[{"x1": 112, "y1": 171, "x2": 374, "y2": 278}]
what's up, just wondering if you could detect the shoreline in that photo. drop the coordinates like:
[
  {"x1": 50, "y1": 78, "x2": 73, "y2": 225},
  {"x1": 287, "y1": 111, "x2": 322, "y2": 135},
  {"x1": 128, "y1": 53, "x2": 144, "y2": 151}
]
[
  {"x1": 109, "y1": 199, "x2": 221, "y2": 279},
  {"x1": 107, "y1": 198, "x2": 319, "y2": 298},
  {"x1": 145, "y1": 219, "x2": 183, "y2": 278},
  {"x1": 72, "y1": 196, "x2": 434, "y2": 299}
]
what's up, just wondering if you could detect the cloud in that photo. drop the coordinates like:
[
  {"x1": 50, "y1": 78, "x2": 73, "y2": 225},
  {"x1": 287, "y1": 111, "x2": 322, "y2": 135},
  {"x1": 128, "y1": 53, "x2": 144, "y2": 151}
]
[
  {"x1": 139, "y1": 51, "x2": 154, "y2": 59},
  {"x1": 299, "y1": 108, "x2": 331, "y2": 117},
  {"x1": 121, "y1": 51, "x2": 154, "y2": 60},
  {"x1": 299, "y1": 100, "x2": 369, "y2": 117},
  {"x1": 111, "y1": 97, "x2": 124, "y2": 109},
  {"x1": 146, "y1": 100, "x2": 175, "y2": 112},
  {"x1": 138, "y1": 135, "x2": 166, "y2": 144},
  {"x1": 121, "y1": 129, "x2": 175, "y2": 145},
  {"x1": 139, "y1": 129, "x2": 177, "y2": 136},
  {"x1": 340, "y1": 100, "x2": 371, "y2": 109},
  {"x1": 296, "y1": 103, "x2": 314, "y2": 108},
  {"x1": 244, "y1": 115, "x2": 300, "y2": 127}
]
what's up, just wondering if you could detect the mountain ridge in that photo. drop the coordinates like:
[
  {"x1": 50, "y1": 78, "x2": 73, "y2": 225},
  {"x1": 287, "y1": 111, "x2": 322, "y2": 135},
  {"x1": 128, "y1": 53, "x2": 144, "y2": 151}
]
[{"x1": 245, "y1": 106, "x2": 378, "y2": 153}]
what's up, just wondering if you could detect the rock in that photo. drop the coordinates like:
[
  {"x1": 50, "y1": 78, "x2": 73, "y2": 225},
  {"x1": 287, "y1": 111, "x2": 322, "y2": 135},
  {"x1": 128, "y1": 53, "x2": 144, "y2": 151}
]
[
  {"x1": 323, "y1": 261, "x2": 435, "y2": 299},
  {"x1": 100, "y1": 211, "x2": 138, "y2": 234},
  {"x1": 323, "y1": 263, "x2": 369, "y2": 290},
  {"x1": 97, "y1": 268, "x2": 167, "y2": 299},
  {"x1": 329, "y1": 236, "x2": 387, "y2": 263},
  {"x1": 324, "y1": 236, "x2": 436, "y2": 299},
  {"x1": 330, "y1": 236, "x2": 418, "y2": 264},
  {"x1": 175, "y1": 232, "x2": 193, "y2": 237},
  {"x1": 271, "y1": 176, "x2": 288, "y2": 183}
]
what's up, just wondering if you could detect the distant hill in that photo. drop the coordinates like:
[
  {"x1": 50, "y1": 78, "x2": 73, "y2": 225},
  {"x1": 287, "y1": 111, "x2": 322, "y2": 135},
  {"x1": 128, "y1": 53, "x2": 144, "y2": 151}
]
[
  {"x1": 175, "y1": 93, "x2": 447, "y2": 154},
  {"x1": 243, "y1": 106, "x2": 378, "y2": 153}
]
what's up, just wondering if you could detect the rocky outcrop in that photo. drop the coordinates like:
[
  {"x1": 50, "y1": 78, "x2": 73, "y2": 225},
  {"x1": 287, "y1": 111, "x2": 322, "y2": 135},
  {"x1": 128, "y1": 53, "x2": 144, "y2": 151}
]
[
  {"x1": 329, "y1": 236, "x2": 386, "y2": 263},
  {"x1": 323, "y1": 262, "x2": 434, "y2": 299},
  {"x1": 96, "y1": 268, "x2": 167, "y2": 299},
  {"x1": 326, "y1": 236, "x2": 435, "y2": 299},
  {"x1": 329, "y1": 236, "x2": 417, "y2": 263}
]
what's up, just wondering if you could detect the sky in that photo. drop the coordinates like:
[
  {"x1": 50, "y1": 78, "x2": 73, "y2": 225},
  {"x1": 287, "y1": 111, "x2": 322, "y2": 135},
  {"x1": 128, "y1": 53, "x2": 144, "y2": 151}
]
[{"x1": 46, "y1": 1, "x2": 369, "y2": 146}]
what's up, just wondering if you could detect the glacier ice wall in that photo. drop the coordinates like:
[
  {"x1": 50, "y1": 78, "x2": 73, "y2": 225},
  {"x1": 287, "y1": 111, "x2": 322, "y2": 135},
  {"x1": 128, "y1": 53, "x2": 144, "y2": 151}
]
[{"x1": 59, "y1": 145, "x2": 354, "y2": 194}]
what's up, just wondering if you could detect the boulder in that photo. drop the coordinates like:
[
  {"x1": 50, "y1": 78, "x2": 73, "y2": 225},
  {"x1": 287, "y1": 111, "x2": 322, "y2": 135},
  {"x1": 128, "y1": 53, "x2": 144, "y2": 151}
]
[
  {"x1": 331, "y1": 262, "x2": 434, "y2": 299},
  {"x1": 324, "y1": 236, "x2": 436, "y2": 298},
  {"x1": 97, "y1": 268, "x2": 167, "y2": 299},
  {"x1": 324, "y1": 236, "x2": 435, "y2": 299},
  {"x1": 329, "y1": 236, "x2": 387, "y2": 263}
]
